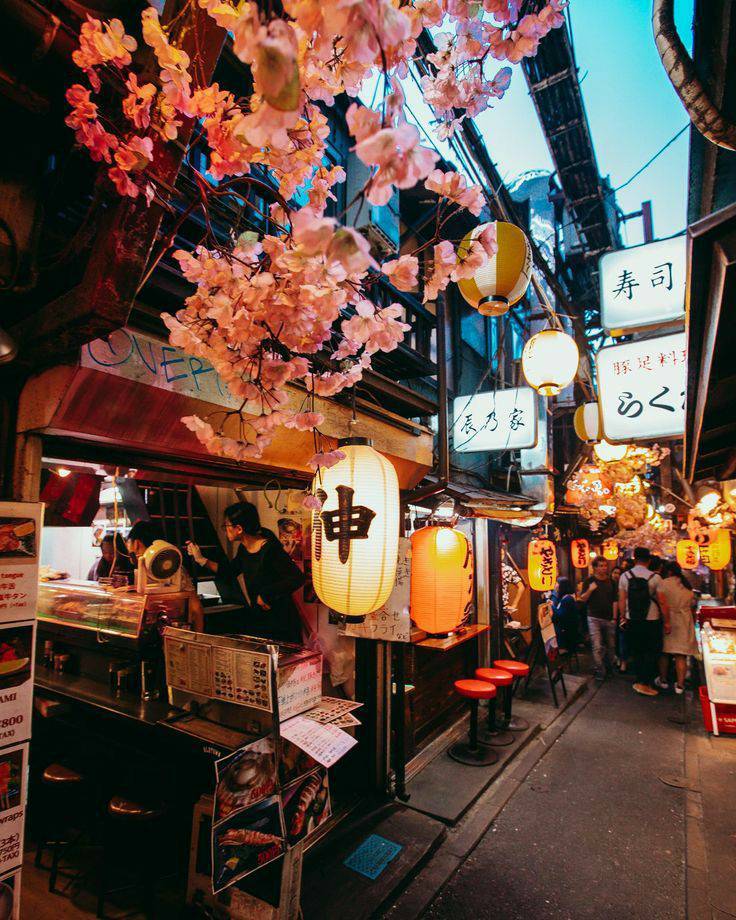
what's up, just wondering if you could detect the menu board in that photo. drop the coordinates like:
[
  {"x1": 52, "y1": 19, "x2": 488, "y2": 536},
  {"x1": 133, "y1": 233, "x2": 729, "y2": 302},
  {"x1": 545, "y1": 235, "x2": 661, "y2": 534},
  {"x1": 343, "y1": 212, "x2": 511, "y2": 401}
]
[
  {"x1": 0, "y1": 744, "x2": 26, "y2": 876},
  {"x1": 277, "y1": 656, "x2": 323, "y2": 722},
  {"x1": 0, "y1": 504, "x2": 43, "y2": 625}
]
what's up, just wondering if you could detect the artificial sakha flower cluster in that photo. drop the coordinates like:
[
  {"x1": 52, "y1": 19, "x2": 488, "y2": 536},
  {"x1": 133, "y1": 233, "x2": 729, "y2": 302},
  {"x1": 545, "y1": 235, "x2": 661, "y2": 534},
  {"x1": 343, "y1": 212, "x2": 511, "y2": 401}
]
[{"x1": 64, "y1": 0, "x2": 565, "y2": 477}]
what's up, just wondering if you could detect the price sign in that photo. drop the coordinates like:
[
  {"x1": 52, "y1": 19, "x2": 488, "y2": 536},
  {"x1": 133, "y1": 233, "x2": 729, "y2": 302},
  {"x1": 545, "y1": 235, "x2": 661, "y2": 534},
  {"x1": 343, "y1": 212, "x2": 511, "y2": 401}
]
[
  {"x1": 453, "y1": 387, "x2": 538, "y2": 452},
  {"x1": 596, "y1": 332, "x2": 686, "y2": 442},
  {"x1": 600, "y1": 236, "x2": 686, "y2": 333}
]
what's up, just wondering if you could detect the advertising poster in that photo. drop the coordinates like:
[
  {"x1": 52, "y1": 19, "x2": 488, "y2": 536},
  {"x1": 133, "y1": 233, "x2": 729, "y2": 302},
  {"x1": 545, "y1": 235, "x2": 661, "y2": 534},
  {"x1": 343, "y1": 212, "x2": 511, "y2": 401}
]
[
  {"x1": 0, "y1": 868, "x2": 20, "y2": 920},
  {"x1": 0, "y1": 624, "x2": 35, "y2": 747},
  {"x1": 282, "y1": 769, "x2": 331, "y2": 846},
  {"x1": 211, "y1": 795, "x2": 286, "y2": 894},
  {"x1": 214, "y1": 737, "x2": 279, "y2": 824},
  {"x1": 0, "y1": 503, "x2": 43, "y2": 625},
  {"x1": 0, "y1": 744, "x2": 27, "y2": 875}
]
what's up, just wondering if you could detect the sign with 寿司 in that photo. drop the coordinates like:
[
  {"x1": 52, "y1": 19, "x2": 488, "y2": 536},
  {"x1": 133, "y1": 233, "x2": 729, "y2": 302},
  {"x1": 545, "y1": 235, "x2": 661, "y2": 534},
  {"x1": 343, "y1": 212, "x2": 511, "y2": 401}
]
[
  {"x1": 596, "y1": 332, "x2": 686, "y2": 443},
  {"x1": 600, "y1": 235, "x2": 686, "y2": 333}
]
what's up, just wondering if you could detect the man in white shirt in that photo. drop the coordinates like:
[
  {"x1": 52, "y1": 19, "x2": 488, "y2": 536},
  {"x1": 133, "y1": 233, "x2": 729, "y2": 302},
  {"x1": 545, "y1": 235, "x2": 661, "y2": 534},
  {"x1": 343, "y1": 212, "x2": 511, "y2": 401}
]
[{"x1": 618, "y1": 547, "x2": 669, "y2": 697}]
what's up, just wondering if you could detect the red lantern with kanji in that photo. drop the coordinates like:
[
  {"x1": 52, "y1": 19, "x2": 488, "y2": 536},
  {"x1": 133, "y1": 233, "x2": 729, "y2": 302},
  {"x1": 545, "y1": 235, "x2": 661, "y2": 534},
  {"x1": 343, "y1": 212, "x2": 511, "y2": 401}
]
[
  {"x1": 528, "y1": 539, "x2": 557, "y2": 591},
  {"x1": 571, "y1": 538, "x2": 590, "y2": 569},
  {"x1": 676, "y1": 539, "x2": 700, "y2": 571},
  {"x1": 410, "y1": 525, "x2": 474, "y2": 634}
]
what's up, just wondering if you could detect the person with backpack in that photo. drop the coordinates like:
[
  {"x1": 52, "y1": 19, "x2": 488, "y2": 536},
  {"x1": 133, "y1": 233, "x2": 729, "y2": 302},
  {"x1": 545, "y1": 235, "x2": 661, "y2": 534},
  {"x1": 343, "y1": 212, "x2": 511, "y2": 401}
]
[{"x1": 618, "y1": 546, "x2": 669, "y2": 696}]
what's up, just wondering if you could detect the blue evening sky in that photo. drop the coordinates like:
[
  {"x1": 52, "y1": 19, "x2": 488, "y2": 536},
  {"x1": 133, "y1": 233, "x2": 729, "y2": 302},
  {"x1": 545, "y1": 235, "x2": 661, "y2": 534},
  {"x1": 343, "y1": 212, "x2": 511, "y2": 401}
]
[{"x1": 474, "y1": 0, "x2": 694, "y2": 246}]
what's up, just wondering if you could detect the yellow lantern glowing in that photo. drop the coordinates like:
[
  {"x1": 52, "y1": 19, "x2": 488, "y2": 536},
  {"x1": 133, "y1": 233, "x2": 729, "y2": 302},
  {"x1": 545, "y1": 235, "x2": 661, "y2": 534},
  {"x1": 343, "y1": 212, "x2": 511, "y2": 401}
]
[
  {"x1": 594, "y1": 440, "x2": 629, "y2": 463},
  {"x1": 571, "y1": 538, "x2": 590, "y2": 569},
  {"x1": 521, "y1": 329, "x2": 579, "y2": 397},
  {"x1": 311, "y1": 438, "x2": 399, "y2": 616},
  {"x1": 698, "y1": 529, "x2": 732, "y2": 571},
  {"x1": 573, "y1": 402, "x2": 604, "y2": 443},
  {"x1": 614, "y1": 474, "x2": 642, "y2": 496},
  {"x1": 528, "y1": 538, "x2": 558, "y2": 591},
  {"x1": 676, "y1": 539, "x2": 700, "y2": 570},
  {"x1": 410, "y1": 525, "x2": 474, "y2": 634},
  {"x1": 456, "y1": 221, "x2": 532, "y2": 316},
  {"x1": 602, "y1": 540, "x2": 619, "y2": 561}
]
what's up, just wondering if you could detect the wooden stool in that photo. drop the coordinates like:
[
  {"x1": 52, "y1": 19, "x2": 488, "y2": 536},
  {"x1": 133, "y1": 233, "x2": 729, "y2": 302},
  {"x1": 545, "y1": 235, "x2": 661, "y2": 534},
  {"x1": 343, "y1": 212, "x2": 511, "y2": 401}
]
[
  {"x1": 448, "y1": 680, "x2": 499, "y2": 766},
  {"x1": 475, "y1": 668, "x2": 515, "y2": 745},
  {"x1": 35, "y1": 763, "x2": 87, "y2": 893},
  {"x1": 97, "y1": 796, "x2": 166, "y2": 918},
  {"x1": 493, "y1": 659, "x2": 531, "y2": 731}
]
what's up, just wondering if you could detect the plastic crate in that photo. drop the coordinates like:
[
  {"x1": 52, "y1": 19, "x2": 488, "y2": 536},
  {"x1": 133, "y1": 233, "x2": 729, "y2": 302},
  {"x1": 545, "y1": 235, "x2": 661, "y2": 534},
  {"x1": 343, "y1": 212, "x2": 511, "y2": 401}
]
[{"x1": 699, "y1": 685, "x2": 736, "y2": 735}]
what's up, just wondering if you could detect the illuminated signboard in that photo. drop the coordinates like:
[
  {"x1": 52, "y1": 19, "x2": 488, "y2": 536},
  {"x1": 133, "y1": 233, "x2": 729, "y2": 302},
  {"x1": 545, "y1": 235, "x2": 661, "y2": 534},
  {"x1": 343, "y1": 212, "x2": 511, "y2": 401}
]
[{"x1": 453, "y1": 387, "x2": 538, "y2": 452}]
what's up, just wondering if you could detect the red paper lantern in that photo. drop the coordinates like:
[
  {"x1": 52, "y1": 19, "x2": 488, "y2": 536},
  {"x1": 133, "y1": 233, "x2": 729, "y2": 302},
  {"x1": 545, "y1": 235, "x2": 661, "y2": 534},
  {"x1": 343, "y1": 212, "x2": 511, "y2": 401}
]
[
  {"x1": 571, "y1": 538, "x2": 590, "y2": 569},
  {"x1": 528, "y1": 539, "x2": 557, "y2": 592},
  {"x1": 410, "y1": 526, "x2": 474, "y2": 634}
]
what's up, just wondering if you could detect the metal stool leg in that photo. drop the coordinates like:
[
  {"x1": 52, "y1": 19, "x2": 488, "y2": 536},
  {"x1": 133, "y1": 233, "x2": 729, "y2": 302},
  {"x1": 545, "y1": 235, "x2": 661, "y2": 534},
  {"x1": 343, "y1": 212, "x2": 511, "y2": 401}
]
[
  {"x1": 478, "y1": 696, "x2": 514, "y2": 746},
  {"x1": 506, "y1": 678, "x2": 530, "y2": 732},
  {"x1": 449, "y1": 700, "x2": 499, "y2": 766}
]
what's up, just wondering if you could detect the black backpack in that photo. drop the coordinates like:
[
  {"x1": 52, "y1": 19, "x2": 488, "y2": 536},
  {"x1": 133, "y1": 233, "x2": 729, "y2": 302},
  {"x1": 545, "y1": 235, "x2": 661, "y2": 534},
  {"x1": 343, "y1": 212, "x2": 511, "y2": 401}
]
[{"x1": 627, "y1": 572, "x2": 654, "y2": 621}]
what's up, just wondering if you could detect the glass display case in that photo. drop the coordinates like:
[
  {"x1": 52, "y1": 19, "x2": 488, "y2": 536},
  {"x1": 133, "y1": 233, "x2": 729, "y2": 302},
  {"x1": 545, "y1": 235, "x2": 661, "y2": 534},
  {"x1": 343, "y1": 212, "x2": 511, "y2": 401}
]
[{"x1": 38, "y1": 579, "x2": 146, "y2": 639}]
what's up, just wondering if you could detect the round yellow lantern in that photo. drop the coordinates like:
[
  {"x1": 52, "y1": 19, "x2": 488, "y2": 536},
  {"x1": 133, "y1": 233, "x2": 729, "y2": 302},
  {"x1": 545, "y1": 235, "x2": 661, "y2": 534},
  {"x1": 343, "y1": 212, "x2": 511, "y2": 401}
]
[
  {"x1": 698, "y1": 529, "x2": 732, "y2": 571},
  {"x1": 602, "y1": 540, "x2": 619, "y2": 561},
  {"x1": 456, "y1": 221, "x2": 532, "y2": 316},
  {"x1": 528, "y1": 538, "x2": 558, "y2": 592},
  {"x1": 574, "y1": 402, "x2": 604, "y2": 443},
  {"x1": 521, "y1": 329, "x2": 579, "y2": 397},
  {"x1": 311, "y1": 438, "x2": 399, "y2": 616},
  {"x1": 571, "y1": 538, "x2": 590, "y2": 569},
  {"x1": 594, "y1": 440, "x2": 629, "y2": 463},
  {"x1": 410, "y1": 525, "x2": 474, "y2": 634},
  {"x1": 676, "y1": 539, "x2": 700, "y2": 570}
]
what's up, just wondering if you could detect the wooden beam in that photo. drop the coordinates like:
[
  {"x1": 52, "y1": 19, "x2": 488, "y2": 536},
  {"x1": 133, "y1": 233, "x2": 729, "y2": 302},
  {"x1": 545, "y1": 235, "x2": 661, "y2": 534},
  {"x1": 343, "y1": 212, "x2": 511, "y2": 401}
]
[{"x1": 9, "y1": 2, "x2": 227, "y2": 366}]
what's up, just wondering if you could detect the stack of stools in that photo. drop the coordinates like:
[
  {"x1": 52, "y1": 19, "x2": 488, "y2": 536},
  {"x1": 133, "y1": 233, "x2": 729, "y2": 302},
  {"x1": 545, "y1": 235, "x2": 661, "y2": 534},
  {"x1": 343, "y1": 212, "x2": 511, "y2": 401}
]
[
  {"x1": 34, "y1": 763, "x2": 88, "y2": 894},
  {"x1": 448, "y1": 679, "x2": 499, "y2": 766},
  {"x1": 474, "y1": 667, "x2": 515, "y2": 746},
  {"x1": 96, "y1": 795, "x2": 167, "y2": 918},
  {"x1": 493, "y1": 659, "x2": 531, "y2": 732}
]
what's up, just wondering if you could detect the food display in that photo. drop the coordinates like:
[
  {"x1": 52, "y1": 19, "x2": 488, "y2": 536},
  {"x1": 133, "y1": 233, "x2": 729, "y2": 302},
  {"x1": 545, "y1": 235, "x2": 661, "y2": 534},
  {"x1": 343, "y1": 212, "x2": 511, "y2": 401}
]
[
  {"x1": 701, "y1": 621, "x2": 736, "y2": 705},
  {"x1": 37, "y1": 579, "x2": 146, "y2": 639}
]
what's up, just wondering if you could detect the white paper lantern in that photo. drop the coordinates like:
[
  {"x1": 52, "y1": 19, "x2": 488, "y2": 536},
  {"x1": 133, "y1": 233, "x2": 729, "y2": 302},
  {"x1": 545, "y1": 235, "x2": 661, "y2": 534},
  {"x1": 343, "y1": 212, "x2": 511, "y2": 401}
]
[
  {"x1": 311, "y1": 438, "x2": 399, "y2": 617},
  {"x1": 594, "y1": 440, "x2": 629, "y2": 463},
  {"x1": 521, "y1": 329, "x2": 579, "y2": 396}
]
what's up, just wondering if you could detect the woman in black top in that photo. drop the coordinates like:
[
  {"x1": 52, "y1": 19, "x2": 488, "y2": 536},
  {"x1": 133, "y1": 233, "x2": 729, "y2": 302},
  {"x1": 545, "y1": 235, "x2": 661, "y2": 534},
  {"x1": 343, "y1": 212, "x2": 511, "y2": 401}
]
[{"x1": 188, "y1": 501, "x2": 305, "y2": 644}]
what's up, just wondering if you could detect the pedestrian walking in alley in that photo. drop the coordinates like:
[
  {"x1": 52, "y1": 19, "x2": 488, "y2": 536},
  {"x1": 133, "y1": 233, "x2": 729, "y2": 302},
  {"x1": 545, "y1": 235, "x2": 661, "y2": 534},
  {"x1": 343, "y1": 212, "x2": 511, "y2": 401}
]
[
  {"x1": 551, "y1": 576, "x2": 579, "y2": 654},
  {"x1": 578, "y1": 557, "x2": 617, "y2": 680},
  {"x1": 656, "y1": 561, "x2": 698, "y2": 694},
  {"x1": 618, "y1": 547, "x2": 666, "y2": 696}
]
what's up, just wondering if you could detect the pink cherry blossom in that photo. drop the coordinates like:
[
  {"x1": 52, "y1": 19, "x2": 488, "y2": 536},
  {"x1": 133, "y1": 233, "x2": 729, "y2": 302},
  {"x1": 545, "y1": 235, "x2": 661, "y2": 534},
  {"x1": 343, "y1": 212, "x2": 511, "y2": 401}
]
[
  {"x1": 424, "y1": 240, "x2": 457, "y2": 302},
  {"x1": 122, "y1": 74, "x2": 157, "y2": 130},
  {"x1": 383, "y1": 254, "x2": 419, "y2": 292},
  {"x1": 302, "y1": 492, "x2": 324, "y2": 511},
  {"x1": 307, "y1": 449, "x2": 346, "y2": 471},
  {"x1": 425, "y1": 169, "x2": 486, "y2": 216}
]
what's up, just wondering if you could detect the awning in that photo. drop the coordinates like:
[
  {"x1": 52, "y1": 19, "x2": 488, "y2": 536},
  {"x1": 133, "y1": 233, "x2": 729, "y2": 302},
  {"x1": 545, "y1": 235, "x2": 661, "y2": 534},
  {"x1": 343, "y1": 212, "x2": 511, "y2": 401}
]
[
  {"x1": 407, "y1": 477, "x2": 538, "y2": 520},
  {"x1": 685, "y1": 201, "x2": 736, "y2": 482}
]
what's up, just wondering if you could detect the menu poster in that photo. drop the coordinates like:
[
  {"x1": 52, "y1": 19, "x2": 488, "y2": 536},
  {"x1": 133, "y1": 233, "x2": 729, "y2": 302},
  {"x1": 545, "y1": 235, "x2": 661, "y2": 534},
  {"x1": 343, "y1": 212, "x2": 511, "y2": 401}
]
[
  {"x1": 280, "y1": 716, "x2": 357, "y2": 768},
  {"x1": 213, "y1": 646, "x2": 272, "y2": 711},
  {"x1": 164, "y1": 634, "x2": 214, "y2": 697},
  {"x1": 301, "y1": 697, "x2": 363, "y2": 725},
  {"x1": 0, "y1": 867, "x2": 20, "y2": 920},
  {"x1": 0, "y1": 744, "x2": 26, "y2": 875},
  {"x1": 282, "y1": 768, "x2": 331, "y2": 847},
  {"x1": 214, "y1": 737, "x2": 279, "y2": 825},
  {"x1": 277, "y1": 656, "x2": 322, "y2": 722},
  {"x1": 0, "y1": 623, "x2": 35, "y2": 747},
  {"x1": 211, "y1": 794, "x2": 286, "y2": 894},
  {"x1": 342, "y1": 538, "x2": 411, "y2": 643},
  {"x1": 0, "y1": 503, "x2": 43, "y2": 625}
]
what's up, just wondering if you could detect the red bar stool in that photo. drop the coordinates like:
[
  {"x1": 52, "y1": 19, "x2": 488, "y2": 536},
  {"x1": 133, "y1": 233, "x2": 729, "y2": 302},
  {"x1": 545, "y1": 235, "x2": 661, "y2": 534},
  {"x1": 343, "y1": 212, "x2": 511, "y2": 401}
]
[
  {"x1": 475, "y1": 668, "x2": 515, "y2": 746},
  {"x1": 448, "y1": 680, "x2": 499, "y2": 766},
  {"x1": 493, "y1": 659, "x2": 531, "y2": 731}
]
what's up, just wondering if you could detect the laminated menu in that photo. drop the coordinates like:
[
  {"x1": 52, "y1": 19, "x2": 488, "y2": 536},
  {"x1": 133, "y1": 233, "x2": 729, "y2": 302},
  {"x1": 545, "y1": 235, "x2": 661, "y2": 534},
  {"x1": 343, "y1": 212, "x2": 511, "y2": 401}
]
[
  {"x1": 164, "y1": 632, "x2": 214, "y2": 697},
  {"x1": 279, "y1": 715, "x2": 357, "y2": 768}
]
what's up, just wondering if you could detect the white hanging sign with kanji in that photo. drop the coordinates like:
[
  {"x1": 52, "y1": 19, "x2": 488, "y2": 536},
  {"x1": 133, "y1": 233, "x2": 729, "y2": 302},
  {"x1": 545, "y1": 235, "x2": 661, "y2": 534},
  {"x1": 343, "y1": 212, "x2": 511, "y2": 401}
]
[
  {"x1": 596, "y1": 332, "x2": 686, "y2": 443},
  {"x1": 453, "y1": 387, "x2": 538, "y2": 452},
  {"x1": 599, "y1": 236, "x2": 686, "y2": 333}
]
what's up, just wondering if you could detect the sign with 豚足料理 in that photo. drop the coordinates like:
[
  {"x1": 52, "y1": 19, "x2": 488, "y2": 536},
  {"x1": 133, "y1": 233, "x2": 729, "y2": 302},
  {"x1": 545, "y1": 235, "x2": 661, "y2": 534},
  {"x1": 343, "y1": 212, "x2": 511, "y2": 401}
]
[
  {"x1": 600, "y1": 236, "x2": 686, "y2": 333},
  {"x1": 596, "y1": 332, "x2": 686, "y2": 443},
  {"x1": 453, "y1": 387, "x2": 538, "y2": 452}
]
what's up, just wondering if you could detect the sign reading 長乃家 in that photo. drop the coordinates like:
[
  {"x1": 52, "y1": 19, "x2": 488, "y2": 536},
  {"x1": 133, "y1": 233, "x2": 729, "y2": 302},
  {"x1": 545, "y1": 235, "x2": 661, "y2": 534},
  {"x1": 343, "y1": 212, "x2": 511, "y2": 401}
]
[
  {"x1": 596, "y1": 332, "x2": 686, "y2": 443},
  {"x1": 453, "y1": 387, "x2": 538, "y2": 452},
  {"x1": 599, "y1": 235, "x2": 686, "y2": 333}
]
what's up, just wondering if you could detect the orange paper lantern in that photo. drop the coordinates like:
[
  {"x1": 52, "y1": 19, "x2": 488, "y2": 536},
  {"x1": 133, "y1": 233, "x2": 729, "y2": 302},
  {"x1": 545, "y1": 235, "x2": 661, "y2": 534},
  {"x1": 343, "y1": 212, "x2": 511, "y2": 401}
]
[
  {"x1": 602, "y1": 540, "x2": 619, "y2": 561},
  {"x1": 571, "y1": 538, "x2": 590, "y2": 569},
  {"x1": 698, "y1": 529, "x2": 732, "y2": 571},
  {"x1": 528, "y1": 539, "x2": 558, "y2": 592},
  {"x1": 676, "y1": 539, "x2": 700, "y2": 571},
  {"x1": 410, "y1": 526, "x2": 474, "y2": 634}
]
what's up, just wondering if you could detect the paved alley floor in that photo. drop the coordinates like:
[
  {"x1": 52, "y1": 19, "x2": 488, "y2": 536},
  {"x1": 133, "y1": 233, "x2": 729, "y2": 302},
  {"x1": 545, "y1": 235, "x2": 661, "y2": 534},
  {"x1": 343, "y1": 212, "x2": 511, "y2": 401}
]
[{"x1": 424, "y1": 675, "x2": 690, "y2": 920}]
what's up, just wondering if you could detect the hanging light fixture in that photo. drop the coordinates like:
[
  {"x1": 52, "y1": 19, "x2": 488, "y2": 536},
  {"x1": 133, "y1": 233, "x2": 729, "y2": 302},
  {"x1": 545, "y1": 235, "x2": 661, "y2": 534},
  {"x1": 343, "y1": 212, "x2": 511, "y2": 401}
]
[
  {"x1": 410, "y1": 525, "x2": 474, "y2": 635},
  {"x1": 573, "y1": 402, "x2": 604, "y2": 443},
  {"x1": 602, "y1": 539, "x2": 619, "y2": 561},
  {"x1": 676, "y1": 539, "x2": 700, "y2": 570},
  {"x1": 698, "y1": 529, "x2": 732, "y2": 571},
  {"x1": 521, "y1": 329, "x2": 579, "y2": 397},
  {"x1": 570, "y1": 538, "x2": 590, "y2": 569},
  {"x1": 594, "y1": 440, "x2": 629, "y2": 463},
  {"x1": 456, "y1": 221, "x2": 532, "y2": 317},
  {"x1": 311, "y1": 438, "x2": 399, "y2": 617},
  {"x1": 528, "y1": 538, "x2": 558, "y2": 591}
]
